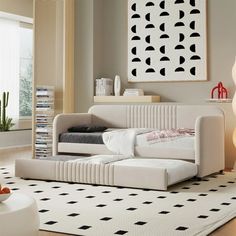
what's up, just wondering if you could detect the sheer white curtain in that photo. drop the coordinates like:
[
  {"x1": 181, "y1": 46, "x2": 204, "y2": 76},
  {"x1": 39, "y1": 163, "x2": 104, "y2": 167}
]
[{"x1": 0, "y1": 18, "x2": 20, "y2": 120}]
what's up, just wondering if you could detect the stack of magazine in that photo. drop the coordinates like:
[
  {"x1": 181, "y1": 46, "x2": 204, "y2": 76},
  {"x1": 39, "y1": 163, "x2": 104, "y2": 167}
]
[{"x1": 35, "y1": 86, "x2": 54, "y2": 158}]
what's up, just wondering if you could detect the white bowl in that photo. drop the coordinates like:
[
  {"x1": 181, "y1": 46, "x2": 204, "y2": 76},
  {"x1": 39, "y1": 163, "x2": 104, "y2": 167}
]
[{"x1": 0, "y1": 193, "x2": 11, "y2": 202}]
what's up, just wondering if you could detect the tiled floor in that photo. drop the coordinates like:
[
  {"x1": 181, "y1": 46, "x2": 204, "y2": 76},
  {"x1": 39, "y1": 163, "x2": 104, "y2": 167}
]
[{"x1": 0, "y1": 147, "x2": 235, "y2": 236}]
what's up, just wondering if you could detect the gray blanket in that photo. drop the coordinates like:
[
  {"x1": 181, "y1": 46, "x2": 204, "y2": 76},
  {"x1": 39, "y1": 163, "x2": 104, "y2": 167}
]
[{"x1": 59, "y1": 132, "x2": 104, "y2": 144}]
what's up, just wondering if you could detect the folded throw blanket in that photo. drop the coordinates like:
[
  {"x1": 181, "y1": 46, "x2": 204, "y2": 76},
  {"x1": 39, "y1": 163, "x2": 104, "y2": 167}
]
[
  {"x1": 146, "y1": 128, "x2": 195, "y2": 144},
  {"x1": 102, "y1": 128, "x2": 153, "y2": 156}
]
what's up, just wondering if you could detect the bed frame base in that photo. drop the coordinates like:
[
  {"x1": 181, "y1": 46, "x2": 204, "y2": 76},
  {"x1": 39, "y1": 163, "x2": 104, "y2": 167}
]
[{"x1": 15, "y1": 157, "x2": 198, "y2": 191}]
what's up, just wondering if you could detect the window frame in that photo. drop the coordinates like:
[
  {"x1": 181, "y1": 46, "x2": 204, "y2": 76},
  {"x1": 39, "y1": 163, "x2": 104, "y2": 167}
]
[{"x1": 0, "y1": 11, "x2": 33, "y2": 128}]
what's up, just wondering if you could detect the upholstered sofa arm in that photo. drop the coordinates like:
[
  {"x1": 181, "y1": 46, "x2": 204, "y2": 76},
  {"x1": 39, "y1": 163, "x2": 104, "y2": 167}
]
[
  {"x1": 195, "y1": 115, "x2": 225, "y2": 177},
  {"x1": 53, "y1": 113, "x2": 92, "y2": 155}
]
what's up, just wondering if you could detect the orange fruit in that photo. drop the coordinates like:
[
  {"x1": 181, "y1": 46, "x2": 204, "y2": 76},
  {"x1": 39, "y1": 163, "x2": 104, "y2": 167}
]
[{"x1": 2, "y1": 187, "x2": 10, "y2": 194}]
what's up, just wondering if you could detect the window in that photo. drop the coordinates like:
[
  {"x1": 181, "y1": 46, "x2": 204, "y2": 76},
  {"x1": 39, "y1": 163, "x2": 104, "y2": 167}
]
[
  {"x1": 19, "y1": 23, "x2": 33, "y2": 118},
  {"x1": 0, "y1": 16, "x2": 33, "y2": 121}
]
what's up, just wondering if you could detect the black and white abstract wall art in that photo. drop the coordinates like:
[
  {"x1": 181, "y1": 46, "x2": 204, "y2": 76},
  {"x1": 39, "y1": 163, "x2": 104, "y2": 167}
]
[{"x1": 128, "y1": 0, "x2": 207, "y2": 82}]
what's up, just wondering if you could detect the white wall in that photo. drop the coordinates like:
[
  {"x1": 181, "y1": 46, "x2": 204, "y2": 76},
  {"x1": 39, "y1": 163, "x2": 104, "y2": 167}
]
[
  {"x1": 0, "y1": 0, "x2": 33, "y2": 17},
  {"x1": 75, "y1": 0, "x2": 236, "y2": 107},
  {"x1": 74, "y1": 0, "x2": 94, "y2": 113},
  {"x1": 34, "y1": 0, "x2": 64, "y2": 115}
]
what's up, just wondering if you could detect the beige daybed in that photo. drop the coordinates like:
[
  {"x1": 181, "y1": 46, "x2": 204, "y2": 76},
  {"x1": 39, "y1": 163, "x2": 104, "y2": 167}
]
[
  {"x1": 15, "y1": 104, "x2": 225, "y2": 190},
  {"x1": 53, "y1": 104, "x2": 224, "y2": 178}
]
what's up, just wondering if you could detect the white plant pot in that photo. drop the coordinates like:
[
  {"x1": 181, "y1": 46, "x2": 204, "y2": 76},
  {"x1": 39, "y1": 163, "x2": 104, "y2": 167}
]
[{"x1": 0, "y1": 130, "x2": 32, "y2": 148}]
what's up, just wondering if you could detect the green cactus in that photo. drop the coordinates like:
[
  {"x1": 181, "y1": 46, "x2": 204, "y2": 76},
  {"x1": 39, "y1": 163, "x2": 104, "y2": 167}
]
[{"x1": 0, "y1": 92, "x2": 14, "y2": 131}]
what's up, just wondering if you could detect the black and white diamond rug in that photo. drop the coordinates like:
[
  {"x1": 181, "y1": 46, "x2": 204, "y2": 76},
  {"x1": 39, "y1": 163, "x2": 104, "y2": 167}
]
[{"x1": 1, "y1": 165, "x2": 236, "y2": 236}]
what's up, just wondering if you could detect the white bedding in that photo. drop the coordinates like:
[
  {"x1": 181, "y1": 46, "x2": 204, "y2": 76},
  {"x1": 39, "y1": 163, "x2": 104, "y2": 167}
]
[
  {"x1": 102, "y1": 128, "x2": 152, "y2": 156},
  {"x1": 103, "y1": 128, "x2": 195, "y2": 156}
]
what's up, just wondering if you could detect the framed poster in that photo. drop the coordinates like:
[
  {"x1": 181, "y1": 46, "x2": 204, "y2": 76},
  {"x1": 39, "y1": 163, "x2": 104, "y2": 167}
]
[{"x1": 128, "y1": 0, "x2": 207, "y2": 82}]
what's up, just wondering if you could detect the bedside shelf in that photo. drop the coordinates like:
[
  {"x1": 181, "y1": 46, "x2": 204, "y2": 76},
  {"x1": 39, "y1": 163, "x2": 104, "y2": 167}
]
[
  {"x1": 94, "y1": 95, "x2": 161, "y2": 103},
  {"x1": 206, "y1": 98, "x2": 232, "y2": 103}
]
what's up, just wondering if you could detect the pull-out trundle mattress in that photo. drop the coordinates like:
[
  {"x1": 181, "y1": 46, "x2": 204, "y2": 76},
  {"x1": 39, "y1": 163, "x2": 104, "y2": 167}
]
[{"x1": 15, "y1": 156, "x2": 197, "y2": 190}]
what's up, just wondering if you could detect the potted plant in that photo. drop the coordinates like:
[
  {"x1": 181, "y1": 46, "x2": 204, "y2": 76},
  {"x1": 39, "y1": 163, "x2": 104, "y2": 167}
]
[{"x1": 0, "y1": 92, "x2": 14, "y2": 131}]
